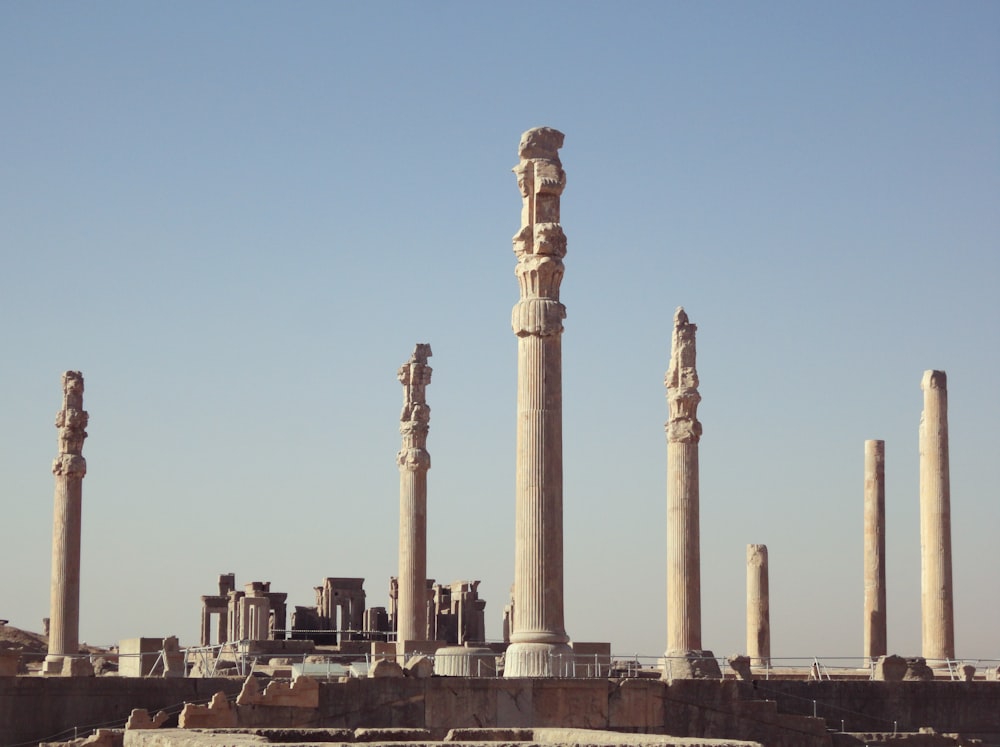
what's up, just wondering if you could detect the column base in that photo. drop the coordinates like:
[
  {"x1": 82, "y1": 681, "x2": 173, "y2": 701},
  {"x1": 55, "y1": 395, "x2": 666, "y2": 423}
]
[
  {"x1": 42, "y1": 655, "x2": 64, "y2": 676},
  {"x1": 504, "y1": 641, "x2": 574, "y2": 678},
  {"x1": 661, "y1": 649, "x2": 722, "y2": 681}
]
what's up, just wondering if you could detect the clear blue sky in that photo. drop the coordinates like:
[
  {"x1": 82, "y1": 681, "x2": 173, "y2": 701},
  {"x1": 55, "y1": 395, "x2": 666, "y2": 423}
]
[{"x1": 2, "y1": 2, "x2": 998, "y2": 662}]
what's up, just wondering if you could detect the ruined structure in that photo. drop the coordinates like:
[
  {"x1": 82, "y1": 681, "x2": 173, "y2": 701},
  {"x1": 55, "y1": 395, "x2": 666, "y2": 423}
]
[
  {"x1": 863, "y1": 439, "x2": 887, "y2": 663},
  {"x1": 746, "y1": 544, "x2": 770, "y2": 667},
  {"x1": 199, "y1": 574, "x2": 235, "y2": 647},
  {"x1": 664, "y1": 308, "x2": 718, "y2": 678},
  {"x1": 43, "y1": 371, "x2": 88, "y2": 675},
  {"x1": 428, "y1": 580, "x2": 486, "y2": 645},
  {"x1": 506, "y1": 126, "x2": 572, "y2": 677},
  {"x1": 396, "y1": 344, "x2": 433, "y2": 652},
  {"x1": 919, "y1": 370, "x2": 954, "y2": 661},
  {"x1": 199, "y1": 576, "x2": 288, "y2": 645},
  {"x1": 292, "y1": 578, "x2": 368, "y2": 645}
]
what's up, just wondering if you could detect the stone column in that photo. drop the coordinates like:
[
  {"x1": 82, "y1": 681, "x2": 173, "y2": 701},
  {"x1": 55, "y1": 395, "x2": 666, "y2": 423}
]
[
  {"x1": 863, "y1": 439, "x2": 887, "y2": 663},
  {"x1": 396, "y1": 344, "x2": 432, "y2": 651},
  {"x1": 746, "y1": 544, "x2": 770, "y2": 667},
  {"x1": 505, "y1": 126, "x2": 573, "y2": 677},
  {"x1": 665, "y1": 307, "x2": 704, "y2": 655},
  {"x1": 919, "y1": 370, "x2": 954, "y2": 661},
  {"x1": 43, "y1": 371, "x2": 89, "y2": 675}
]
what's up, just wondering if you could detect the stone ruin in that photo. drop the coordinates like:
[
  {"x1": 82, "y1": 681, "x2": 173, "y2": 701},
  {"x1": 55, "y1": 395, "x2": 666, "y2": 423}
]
[{"x1": 198, "y1": 573, "x2": 486, "y2": 651}]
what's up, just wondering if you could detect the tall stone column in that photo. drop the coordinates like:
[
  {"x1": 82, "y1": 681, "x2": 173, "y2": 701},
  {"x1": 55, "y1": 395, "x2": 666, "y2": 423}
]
[
  {"x1": 746, "y1": 544, "x2": 770, "y2": 667},
  {"x1": 43, "y1": 371, "x2": 88, "y2": 675},
  {"x1": 919, "y1": 370, "x2": 954, "y2": 661},
  {"x1": 505, "y1": 126, "x2": 573, "y2": 677},
  {"x1": 863, "y1": 439, "x2": 887, "y2": 663},
  {"x1": 396, "y1": 344, "x2": 432, "y2": 651},
  {"x1": 665, "y1": 307, "x2": 703, "y2": 656}
]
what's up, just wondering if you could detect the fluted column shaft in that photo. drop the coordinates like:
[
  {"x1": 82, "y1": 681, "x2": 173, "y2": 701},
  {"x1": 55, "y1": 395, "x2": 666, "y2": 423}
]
[
  {"x1": 746, "y1": 544, "x2": 770, "y2": 667},
  {"x1": 396, "y1": 345, "x2": 432, "y2": 650},
  {"x1": 863, "y1": 439, "x2": 887, "y2": 663},
  {"x1": 45, "y1": 371, "x2": 88, "y2": 675},
  {"x1": 667, "y1": 443, "x2": 700, "y2": 651},
  {"x1": 512, "y1": 334, "x2": 567, "y2": 640},
  {"x1": 397, "y1": 469, "x2": 428, "y2": 644},
  {"x1": 919, "y1": 370, "x2": 954, "y2": 661},
  {"x1": 505, "y1": 126, "x2": 572, "y2": 678}
]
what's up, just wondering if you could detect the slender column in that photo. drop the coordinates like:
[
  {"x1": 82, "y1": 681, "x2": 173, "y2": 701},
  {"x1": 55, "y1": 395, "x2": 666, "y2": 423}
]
[
  {"x1": 44, "y1": 371, "x2": 88, "y2": 675},
  {"x1": 919, "y1": 370, "x2": 954, "y2": 661},
  {"x1": 746, "y1": 544, "x2": 770, "y2": 667},
  {"x1": 396, "y1": 344, "x2": 432, "y2": 650},
  {"x1": 665, "y1": 307, "x2": 703, "y2": 655},
  {"x1": 863, "y1": 439, "x2": 887, "y2": 663},
  {"x1": 506, "y1": 127, "x2": 572, "y2": 677}
]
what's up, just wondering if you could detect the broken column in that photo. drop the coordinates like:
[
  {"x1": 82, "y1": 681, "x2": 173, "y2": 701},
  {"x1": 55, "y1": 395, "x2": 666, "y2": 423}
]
[
  {"x1": 44, "y1": 371, "x2": 89, "y2": 675},
  {"x1": 505, "y1": 126, "x2": 573, "y2": 677},
  {"x1": 746, "y1": 544, "x2": 770, "y2": 667},
  {"x1": 396, "y1": 344, "x2": 433, "y2": 651},
  {"x1": 919, "y1": 370, "x2": 954, "y2": 661},
  {"x1": 665, "y1": 309, "x2": 702, "y2": 647},
  {"x1": 863, "y1": 439, "x2": 887, "y2": 663}
]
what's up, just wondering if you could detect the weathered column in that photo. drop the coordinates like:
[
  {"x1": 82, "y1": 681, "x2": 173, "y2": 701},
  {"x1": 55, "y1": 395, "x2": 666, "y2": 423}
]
[
  {"x1": 863, "y1": 439, "x2": 887, "y2": 663},
  {"x1": 919, "y1": 370, "x2": 954, "y2": 661},
  {"x1": 665, "y1": 307, "x2": 704, "y2": 655},
  {"x1": 396, "y1": 344, "x2": 432, "y2": 651},
  {"x1": 43, "y1": 371, "x2": 88, "y2": 675},
  {"x1": 505, "y1": 126, "x2": 573, "y2": 677},
  {"x1": 746, "y1": 544, "x2": 770, "y2": 667}
]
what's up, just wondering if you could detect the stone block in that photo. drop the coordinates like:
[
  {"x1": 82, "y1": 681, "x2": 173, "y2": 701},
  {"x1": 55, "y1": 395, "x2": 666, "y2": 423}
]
[
  {"x1": 124, "y1": 709, "x2": 169, "y2": 729},
  {"x1": 728, "y1": 655, "x2": 752, "y2": 681},
  {"x1": 444, "y1": 728, "x2": 534, "y2": 742},
  {"x1": 118, "y1": 638, "x2": 163, "y2": 677},
  {"x1": 403, "y1": 655, "x2": 434, "y2": 679},
  {"x1": 370, "y1": 641, "x2": 397, "y2": 663},
  {"x1": 62, "y1": 657, "x2": 95, "y2": 677},
  {"x1": 369, "y1": 659, "x2": 404, "y2": 678},
  {"x1": 608, "y1": 678, "x2": 665, "y2": 730},
  {"x1": 662, "y1": 650, "x2": 723, "y2": 681},
  {"x1": 425, "y1": 678, "x2": 500, "y2": 730},
  {"x1": 904, "y1": 657, "x2": 935, "y2": 681},
  {"x1": 531, "y1": 679, "x2": 609, "y2": 729},
  {"x1": 354, "y1": 728, "x2": 432, "y2": 742},
  {"x1": 873, "y1": 654, "x2": 907, "y2": 681},
  {"x1": 496, "y1": 678, "x2": 533, "y2": 728},
  {"x1": 177, "y1": 691, "x2": 236, "y2": 728}
]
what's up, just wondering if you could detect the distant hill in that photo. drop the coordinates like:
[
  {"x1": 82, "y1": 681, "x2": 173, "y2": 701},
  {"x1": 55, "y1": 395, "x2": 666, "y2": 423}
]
[{"x1": 0, "y1": 624, "x2": 47, "y2": 655}]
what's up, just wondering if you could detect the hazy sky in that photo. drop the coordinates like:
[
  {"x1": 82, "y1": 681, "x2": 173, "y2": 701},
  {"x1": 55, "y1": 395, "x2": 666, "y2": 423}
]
[{"x1": 2, "y1": 2, "x2": 998, "y2": 663}]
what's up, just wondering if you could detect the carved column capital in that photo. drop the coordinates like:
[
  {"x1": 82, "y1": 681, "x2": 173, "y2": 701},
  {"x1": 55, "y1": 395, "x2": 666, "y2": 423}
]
[
  {"x1": 512, "y1": 128, "x2": 567, "y2": 339},
  {"x1": 54, "y1": 370, "x2": 88, "y2": 477},
  {"x1": 398, "y1": 345, "x2": 432, "y2": 473},
  {"x1": 665, "y1": 308, "x2": 702, "y2": 444}
]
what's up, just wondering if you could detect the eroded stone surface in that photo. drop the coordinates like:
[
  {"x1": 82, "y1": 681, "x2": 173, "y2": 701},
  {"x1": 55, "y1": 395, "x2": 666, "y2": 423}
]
[
  {"x1": 125, "y1": 709, "x2": 169, "y2": 730},
  {"x1": 864, "y1": 439, "x2": 887, "y2": 663},
  {"x1": 404, "y1": 654, "x2": 434, "y2": 679},
  {"x1": 397, "y1": 345, "x2": 433, "y2": 650},
  {"x1": 746, "y1": 545, "x2": 770, "y2": 667},
  {"x1": 44, "y1": 371, "x2": 88, "y2": 676},
  {"x1": 873, "y1": 654, "x2": 907, "y2": 681},
  {"x1": 369, "y1": 659, "x2": 405, "y2": 678},
  {"x1": 178, "y1": 692, "x2": 236, "y2": 728},
  {"x1": 506, "y1": 127, "x2": 572, "y2": 678},
  {"x1": 919, "y1": 370, "x2": 955, "y2": 662},
  {"x1": 665, "y1": 307, "x2": 705, "y2": 660}
]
